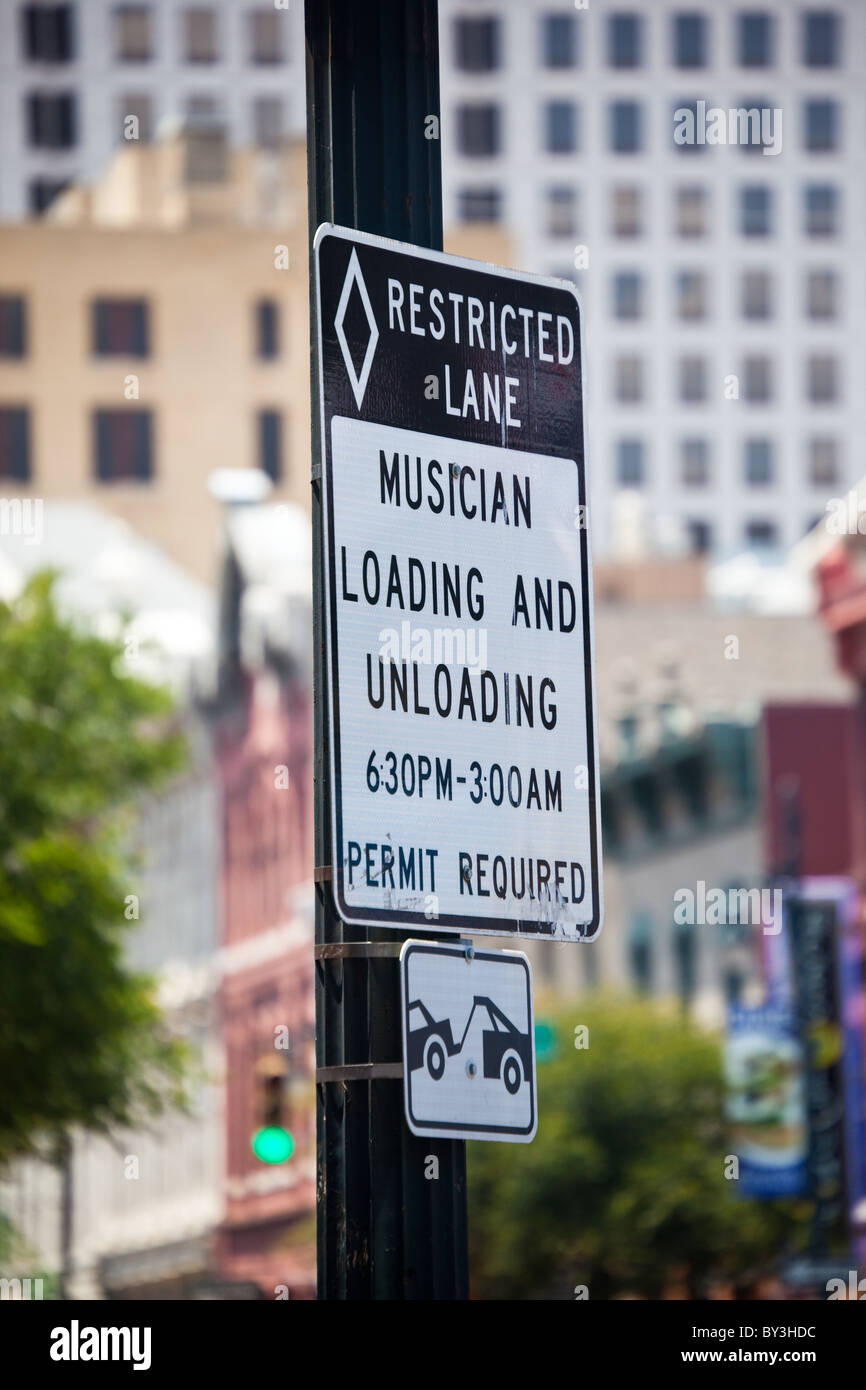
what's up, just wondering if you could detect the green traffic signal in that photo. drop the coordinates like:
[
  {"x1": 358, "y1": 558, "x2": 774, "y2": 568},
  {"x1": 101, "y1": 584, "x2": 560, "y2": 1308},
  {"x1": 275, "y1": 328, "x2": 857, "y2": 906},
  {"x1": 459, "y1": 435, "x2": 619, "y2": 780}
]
[
  {"x1": 535, "y1": 1019, "x2": 558, "y2": 1062},
  {"x1": 251, "y1": 1125, "x2": 295, "y2": 1164}
]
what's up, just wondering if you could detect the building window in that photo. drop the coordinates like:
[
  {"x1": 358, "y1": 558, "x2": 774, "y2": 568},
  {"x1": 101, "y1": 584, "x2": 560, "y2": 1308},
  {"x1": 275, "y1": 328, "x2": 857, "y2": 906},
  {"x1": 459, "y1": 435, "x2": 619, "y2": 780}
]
[
  {"x1": 93, "y1": 409, "x2": 153, "y2": 481},
  {"x1": 628, "y1": 913, "x2": 653, "y2": 991},
  {"x1": 611, "y1": 185, "x2": 642, "y2": 237},
  {"x1": 454, "y1": 17, "x2": 500, "y2": 72},
  {"x1": 682, "y1": 438, "x2": 709, "y2": 486},
  {"x1": 806, "y1": 270, "x2": 837, "y2": 321},
  {"x1": 253, "y1": 96, "x2": 283, "y2": 149},
  {"x1": 115, "y1": 6, "x2": 153, "y2": 62},
  {"x1": 541, "y1": 13, "x2": 576, "y2": 68},
  {"x1": 735, "y1": 97, "x2": 774, "y2": 155},
  {"x1": 256, "y1": 300, "x2": 279, "y2": 359},
  {"x1": 673, "y1": 13, "x2": 707, "y2": 68},
  {"x1": 613, "y1": 271, "x2": 643, "y2": 320},
  {"x1": 807, "y1": 355, "x2": 838, "y2": 404},
  {"x1": 809, "y1": 438, "x2": 838, "y2": 487},
  {"x1": 674, "y1": 921, "x2": 696, "y2": 1004},
  {"x1": 743, "y1": 355, "x2": 773, "y2": 403},
  {"x1": 804, "y1": 100, "x2": 839, "y2": 153},
  {"x1": 92, "y1": 299, "x2": 149, "y2": 356},
  {"x1": 458, "y1": 187, "x2": 501, "y2": 222},
  {"x1": 738, "y1": 11, "x2": 773, "y2": 66},
  {"x1": 675, "y1": 270, "x2": 707, "y2": 320},
  {"x1": 186, "y1": 94, "x2": 219, "y2": 120},
  {"x1": 608, "y1": 13, "x2": 642, "y2": 68},
  {"x1": 804, "y1": 184, "x2": 838, "y2": 238},
  {"x1": 21, "y1": 4, "x2": 75, "y2": 62},
  {"x1": 0, "y1": 297, "x2": 27, "y2": 357},
  {"x1": 745, "y1": 437, "x2": 774, "y2": 485},
  {"x1": 610, "y1": 101, "x2": 643, "y2": 154},
  {"x1": 672, "y1": 100, "x2": 705, "y2": 155},
  {"x1": 185, "y1": 125, "x2": 228, "y2": 182},
  {"x1": 615, "y1": 357, "x2": 644, "y2": 404},
  {"x1": 545, "y1": 186, "x2": 576, "y2": 237},
  {"x1": 723, "y1": 963, "x2": 747, "y2": 1005},
  {"x1": 741, "y1": 269, "x2": 772, "y2": 319},
  {"x1": 29, "y1": 179, "x2": 68, "y2": 214},
  {"x1": 183, "y1": 8, "x2": 217, "y2": 63},
  {"x1": 617, "y1": 438, "x2": 644, "y2": 486},
  {"x1": 745, "y1": 519, "x2": 777, "y2": 547},
  {"x1": 0, "y1": 408, "x2": 31, "y2": 481},
  {"x1": 687, "y1": 518, "x2": 712, "y2": 553},
  {"x1": 676, "y1": 185, "x2": 707, "y2": 237},
  {"x1": 457, "y1": 104, "x2": 500, "y2": 157},
  {"x1": 740, "y1": 185, "x2": 772, "y2": 236},
  {"x1": 258, "y1": 410, "x2": 282, "y2": 482},
  {"x1": 248, "y1": 8, "x2": 283, "y2": 64},
  {"x1": 545, "y1": 101, "x2": 577, "y2": 154},
  {"x1": 679, "y1": 355, "x2": 707, "y2": 403},
  {"x1": 27, "y1": 92, "x2": 77, "y2": 147},
  {"x1": 803, "y1": 11, "x2": 840, "y2": 67},
  {"x1": 119, "y1": 93, "x2": 153, "y2": 142}
]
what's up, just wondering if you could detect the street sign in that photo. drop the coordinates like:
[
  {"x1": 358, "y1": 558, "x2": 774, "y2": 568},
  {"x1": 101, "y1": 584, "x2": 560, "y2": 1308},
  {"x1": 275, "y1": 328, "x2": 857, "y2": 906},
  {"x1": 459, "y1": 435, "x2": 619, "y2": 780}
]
[
  {"x1": 400, "y1": 939, "x2": 537, "y2": 1142},
  {"x1": 314, "y1": 224, "x2": 602, "y2": 941}
]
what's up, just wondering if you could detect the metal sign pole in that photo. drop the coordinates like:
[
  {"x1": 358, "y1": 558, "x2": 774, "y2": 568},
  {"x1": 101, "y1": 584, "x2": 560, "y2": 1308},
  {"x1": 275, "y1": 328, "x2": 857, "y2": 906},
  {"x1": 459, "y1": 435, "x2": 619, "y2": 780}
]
[{"x1": 305, "y1": 0, "x2": 469, "y2": 1300}]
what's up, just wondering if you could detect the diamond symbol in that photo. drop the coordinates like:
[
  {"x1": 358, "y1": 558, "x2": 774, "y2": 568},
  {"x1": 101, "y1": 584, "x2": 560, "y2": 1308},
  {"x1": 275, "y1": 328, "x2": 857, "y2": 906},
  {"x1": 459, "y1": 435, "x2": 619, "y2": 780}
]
[{"x1": 334, "y1": 248, "x2": 379, "y2": 411}]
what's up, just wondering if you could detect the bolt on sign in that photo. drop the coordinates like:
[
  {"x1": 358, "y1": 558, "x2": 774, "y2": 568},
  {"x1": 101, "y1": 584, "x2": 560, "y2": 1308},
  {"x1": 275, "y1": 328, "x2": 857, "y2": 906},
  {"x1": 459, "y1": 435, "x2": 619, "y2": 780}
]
[{"x1": 313, "y1": 225, "x2": 602, "y2": 942}]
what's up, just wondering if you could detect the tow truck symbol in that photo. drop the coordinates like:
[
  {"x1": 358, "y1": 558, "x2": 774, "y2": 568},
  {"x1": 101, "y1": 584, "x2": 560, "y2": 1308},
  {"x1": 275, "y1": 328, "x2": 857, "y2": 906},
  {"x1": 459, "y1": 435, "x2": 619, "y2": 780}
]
[{"x1": 406, "y1": 996, "x2": 531, "y2": 1095}]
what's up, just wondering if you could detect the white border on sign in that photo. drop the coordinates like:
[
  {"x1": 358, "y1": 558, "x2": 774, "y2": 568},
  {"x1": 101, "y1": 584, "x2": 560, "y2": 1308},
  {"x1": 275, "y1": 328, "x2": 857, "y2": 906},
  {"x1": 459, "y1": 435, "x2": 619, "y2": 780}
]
[
  {"x1": 399, "y1": 938, "x2": 538, "y2": 1143},
  {"x1": 312, "y1": 222, "x2": 603, "y2": 941}
]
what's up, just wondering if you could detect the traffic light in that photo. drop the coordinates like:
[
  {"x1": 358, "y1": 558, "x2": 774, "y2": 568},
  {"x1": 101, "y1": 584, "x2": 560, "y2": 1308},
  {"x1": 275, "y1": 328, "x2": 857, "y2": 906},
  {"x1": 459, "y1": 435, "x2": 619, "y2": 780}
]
[
  {"x1": 534, "y1": 1018, "x2": 559, "y2": 1063},
  {"x1": 251, "y1": 1055, "x2": 295, "y2": 1164}
]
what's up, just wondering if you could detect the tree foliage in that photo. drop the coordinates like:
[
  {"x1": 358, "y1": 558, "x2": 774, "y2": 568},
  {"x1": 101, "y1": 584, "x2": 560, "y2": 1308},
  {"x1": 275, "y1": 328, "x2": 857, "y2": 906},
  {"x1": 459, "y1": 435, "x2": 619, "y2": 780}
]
[
  {"x1": 0, "y1": 575, "x2": 188, "y2": 1164},
  {"x1": 468, "y1": 995, "x2": 808, "y2": 1299}
]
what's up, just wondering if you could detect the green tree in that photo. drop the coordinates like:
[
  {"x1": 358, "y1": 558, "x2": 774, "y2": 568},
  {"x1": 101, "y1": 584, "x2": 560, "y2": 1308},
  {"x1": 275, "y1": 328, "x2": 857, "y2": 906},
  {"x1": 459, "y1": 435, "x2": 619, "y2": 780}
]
[
  {"x1": 469, "y1": 995, "x2": 808, "y2": 1299},
  {"x1": 0, "y1": 575, "x2": 188, "y2": 1165}
]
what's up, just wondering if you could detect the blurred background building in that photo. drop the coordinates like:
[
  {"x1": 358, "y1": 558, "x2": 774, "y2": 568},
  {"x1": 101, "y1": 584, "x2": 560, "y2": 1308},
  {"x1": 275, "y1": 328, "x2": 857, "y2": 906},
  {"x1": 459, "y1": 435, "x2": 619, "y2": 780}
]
[
  {"x1": 531, "y1": 569, "x2": 851, "y2": 1023},
  {"x1": 0, "y1": 130, "x2": 309, "y2": 581},
  {"x1": 0, "y1": 495, "x2": 315, "y2": 1298},
  {"x1": 0, "y1": 1, "x2": 307, "y2": 217},
  {"x1": 439, "y1": 0, "x2": 866, "y2": 558}
]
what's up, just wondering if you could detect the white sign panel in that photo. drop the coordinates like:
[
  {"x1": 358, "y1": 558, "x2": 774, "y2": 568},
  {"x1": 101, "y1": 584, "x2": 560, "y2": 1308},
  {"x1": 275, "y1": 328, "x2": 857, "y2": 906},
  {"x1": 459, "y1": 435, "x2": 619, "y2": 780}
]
[
  {"x1": 400, "y1": 940, "x2": 537, "y2": 1142},
  {"x1": 314, "y1": 225, "x2": 602, "y2": 941}
]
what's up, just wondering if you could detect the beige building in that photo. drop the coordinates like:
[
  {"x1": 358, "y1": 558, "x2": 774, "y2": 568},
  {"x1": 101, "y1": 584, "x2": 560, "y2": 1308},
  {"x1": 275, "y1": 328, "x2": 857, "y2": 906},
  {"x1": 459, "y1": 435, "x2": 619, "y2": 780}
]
[
  {"x1": 0, "y1": 130, "x2": 513, "y2": 584},
  {"x1": 0, "y1": 134, "x2": 310, "y2": 583}
]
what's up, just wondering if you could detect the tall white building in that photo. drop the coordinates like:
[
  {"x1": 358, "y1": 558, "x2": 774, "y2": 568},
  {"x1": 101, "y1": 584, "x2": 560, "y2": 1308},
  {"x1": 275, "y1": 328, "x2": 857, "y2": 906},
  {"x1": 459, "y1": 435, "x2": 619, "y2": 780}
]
[
  {"x1": 438, "y1": 0, "x2": 866, "y2": 558},
  {"x1": 0, "y1": 0, "x2": 305, "y2": 217},
  {"x1": 2, "y1": 1, "x2": 863, "y2": 560}
]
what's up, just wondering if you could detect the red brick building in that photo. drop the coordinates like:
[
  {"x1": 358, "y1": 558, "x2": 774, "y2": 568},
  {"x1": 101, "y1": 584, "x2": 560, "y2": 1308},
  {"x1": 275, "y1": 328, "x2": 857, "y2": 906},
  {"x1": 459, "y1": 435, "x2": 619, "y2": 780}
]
[{"x1": 213, "y1": 505, "x2": 316, "y2": 1298}]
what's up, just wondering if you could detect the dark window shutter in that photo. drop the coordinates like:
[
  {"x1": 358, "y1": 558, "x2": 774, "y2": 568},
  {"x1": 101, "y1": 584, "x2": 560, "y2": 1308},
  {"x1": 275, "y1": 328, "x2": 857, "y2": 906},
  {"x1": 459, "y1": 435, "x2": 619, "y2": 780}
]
[
  {"x1": 93, "y1": 301, "x2": 106, "y2": 353},
  {"x1": 11, "y1": 409, "x2": 30, "y2": 480},
  {"x1": 0, "y1": 408, "x2": 31, "y2": 481},
  {"x1": 257, "y1": 300, "x2": 278, "y2": 358},
  {"x1": 95, "y1": 411, "x2": 112, "y2": 479},
  {"x1": 132, "y1": 303, "x2": 148, "y2": 356},
  {"x1": 259, "y1": 410, "x2": 281, "y2": 482},
  {"x1": 133, "y1": 411, "x2": 152, "y2": 478},
  {"x1": 0, "y1": 297, "x2": 27, "y2": 356}
]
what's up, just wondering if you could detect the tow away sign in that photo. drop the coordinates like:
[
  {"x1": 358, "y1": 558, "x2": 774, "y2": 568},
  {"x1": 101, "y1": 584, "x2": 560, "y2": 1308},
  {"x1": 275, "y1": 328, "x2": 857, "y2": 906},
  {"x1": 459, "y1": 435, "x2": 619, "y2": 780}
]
[
  {"x1": 401, "y1": 940, "x2": 537, "y2": 1142},
  {"x1": 313, "y1": 225, "x2": 602, "y2": 941}
]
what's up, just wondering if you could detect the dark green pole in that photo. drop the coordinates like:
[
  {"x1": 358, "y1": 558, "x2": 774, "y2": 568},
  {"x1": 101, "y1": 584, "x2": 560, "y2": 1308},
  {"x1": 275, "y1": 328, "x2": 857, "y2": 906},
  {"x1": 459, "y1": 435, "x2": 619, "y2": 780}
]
[{"x1": 305, "y1": 0, "x2": 469, "y2": 1300}]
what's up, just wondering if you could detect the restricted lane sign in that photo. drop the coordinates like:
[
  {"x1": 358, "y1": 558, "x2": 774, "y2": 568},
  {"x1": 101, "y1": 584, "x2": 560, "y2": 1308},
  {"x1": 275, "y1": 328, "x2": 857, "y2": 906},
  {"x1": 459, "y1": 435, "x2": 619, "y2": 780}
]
[
  {"x1": 313, "y1": 225, "x2": 602, "y2": 941},
  {"x1": 400, "y1": 939, "x2": 537, "y2": 1142}
]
